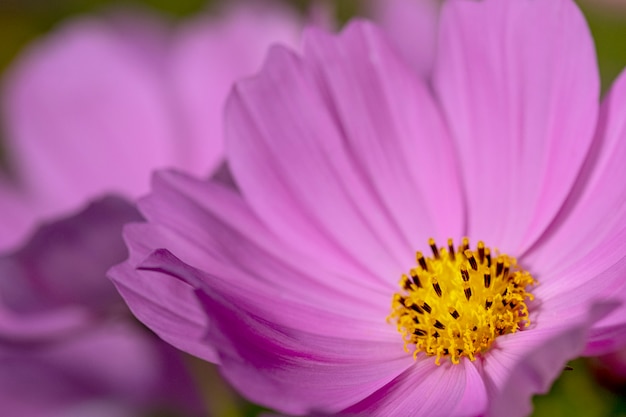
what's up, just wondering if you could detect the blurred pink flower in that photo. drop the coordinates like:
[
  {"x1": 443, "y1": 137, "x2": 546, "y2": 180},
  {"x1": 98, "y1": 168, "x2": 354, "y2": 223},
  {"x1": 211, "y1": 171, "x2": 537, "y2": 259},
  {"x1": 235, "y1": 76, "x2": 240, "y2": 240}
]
[
  {"x1": 0, "y1": 2, "x2": 303, "y2": 415},
  {"x1": 110, "y1": 0, "x2": 626, "y2": 415},
  {"x1": 0, "y1": 2, "x2": 303, "y2": 252},
  {"x1": 0, "y1": 197, "x2": 205, "y2": 416}
]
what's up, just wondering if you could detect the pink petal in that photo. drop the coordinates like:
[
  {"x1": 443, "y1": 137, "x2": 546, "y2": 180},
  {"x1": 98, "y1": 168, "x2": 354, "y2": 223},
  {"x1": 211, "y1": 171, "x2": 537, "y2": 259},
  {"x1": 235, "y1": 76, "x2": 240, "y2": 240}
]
[
  {"x1": 344, "y1": 359, "x2": 484, "y2": 416},
  {"x1": 169, "y1": 2, "x2": 303, "y2": 176},
  {"x1": 367, "y1": 0, "x2": 440, "y2": 78},
  {"x1": 0, "y1": 304, "x2": 90, "y2": 342},
  {"x1": 433, "y1": 0, "x2": 599, "y2": 253},
  {"x1": 527, "y1": 224, "x2": 626, "y2": 355},
  {"x1": 139, "y1": 249, "x2": 413, "y2": 415},
  {"x1": 482, "y1": 299, "x2": 615, "y2": 417},
  {"x1": 139, "y1": 171, "x2": 393, "y2": 307},
  {"x1": 0, "y1": 196, "x2": 141, "y2": 341},
  {"x1": 451, "y1": 360, "x2": 489, "y2": 417},
  {"x1": 0, "y1": 321, "x2": 203, "y2": 417},
  {"x1": 524, "y1": 68, "x2": 626, "y2": 278},
  {"x1": 110, "y1": 169, "x2": 398, "y2": 366},
  {"x1": 226, "y1": 21, "x2": 464, "y2": 284},
  {"x1": 0, "y1": 176, "x2": 38, "y2": 251},
  {"x1": 585, "y1": 302, "x2": 626, "y2": 355},
  {"x1": 529, "y1": 227, "x2": 626, "y2": 313},
  {"x1": 518, "y1": 69, "x2": 626, "y2": 353},
  {"x1": 110, "y1": 225, "x2": 217, "y2": 364},
  {"x1": 110, "y1": 170, "x2": 397, "y2": 356}
]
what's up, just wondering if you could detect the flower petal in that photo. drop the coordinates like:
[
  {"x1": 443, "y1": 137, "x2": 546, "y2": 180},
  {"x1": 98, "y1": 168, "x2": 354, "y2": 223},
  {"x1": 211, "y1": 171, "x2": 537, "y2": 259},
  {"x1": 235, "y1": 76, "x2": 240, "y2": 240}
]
[
  {"x1": 524, "y1": 68, "x2": 626, "y2": 282},
  {"x1": 0, "y1": 176, "x2": 38, "y2": 251},
  {"x1": 520, "y1": 69, "x2": 626, "y2": 351},
  {"x1": 226, "y1": 21, "x2": 464, "y2": 283},
  {"x1": 138, "y1": 249, "x2": 412, "y2": 415},
  {"x1": 0, "y1": 196, "x2": 141, "y2": 341},
  {"x1": 367, "y1": 0, "x2": 440, "y2": 78},
  {"x1": 146, "y1": 170, "x2": 393, "y2": 308},
  {"x1": 585, "y1": 302, "x2": 626, "y2": 355},
  {"x1": 451, "y1": 360, "x2": 489, "y2": 417},
  {"x1": 0, "y1": 321, "x2": 203, "y2": 417},
  {"x1": 527, "y1": 225, "x2": 626, "y2": 355},
  {"x1": 482, "y1": 299, "x2": 615, "y2": 417},
  {"x1": 343, "y1": 358, "x2": 484, "y2": 417},
  {"x1": 110, "y1": 169, "x2": 399, "y2": 365},
  {"x1": 110, "y1": 224, "x2": 216, "y2": 363},
  {"x1": 434, "y1": 0, "x2": 599, "y2": 253}
]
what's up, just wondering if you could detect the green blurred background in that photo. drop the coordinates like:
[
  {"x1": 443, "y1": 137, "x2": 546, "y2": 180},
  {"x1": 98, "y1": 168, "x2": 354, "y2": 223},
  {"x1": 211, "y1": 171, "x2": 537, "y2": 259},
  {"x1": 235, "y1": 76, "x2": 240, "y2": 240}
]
[{"x1": 0, "y1": 0, "x2": 625, "y2": 416}]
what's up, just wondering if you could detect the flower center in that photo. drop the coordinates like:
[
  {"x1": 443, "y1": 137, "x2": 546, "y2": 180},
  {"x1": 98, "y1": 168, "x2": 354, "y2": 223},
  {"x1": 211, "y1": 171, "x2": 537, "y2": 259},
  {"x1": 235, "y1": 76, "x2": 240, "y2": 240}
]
[{"x1": 388, "y1": 238, "x2": 536, "y2": 365}]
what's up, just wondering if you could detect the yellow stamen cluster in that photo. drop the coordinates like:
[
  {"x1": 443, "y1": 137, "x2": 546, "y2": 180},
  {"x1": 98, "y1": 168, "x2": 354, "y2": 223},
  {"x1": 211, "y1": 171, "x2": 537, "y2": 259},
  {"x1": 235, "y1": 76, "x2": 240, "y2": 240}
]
[{"x1": 388, "y1": 238, "x2": 536, "y2": 365}]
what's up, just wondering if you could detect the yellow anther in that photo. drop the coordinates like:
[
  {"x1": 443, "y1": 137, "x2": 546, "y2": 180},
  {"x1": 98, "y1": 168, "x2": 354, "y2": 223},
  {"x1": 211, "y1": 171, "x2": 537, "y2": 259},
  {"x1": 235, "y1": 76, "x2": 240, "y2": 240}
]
[{"x1": 388, "y1": 238, "x2": 536, "y2": 365}]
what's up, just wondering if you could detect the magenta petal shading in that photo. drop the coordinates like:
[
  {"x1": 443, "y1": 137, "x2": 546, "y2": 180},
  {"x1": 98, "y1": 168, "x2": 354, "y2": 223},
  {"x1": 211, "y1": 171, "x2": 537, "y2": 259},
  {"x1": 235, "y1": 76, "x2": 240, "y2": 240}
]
[
  {"x1": 0, "y1": 196, "x2": 140, "y2": 340},
  {"x1": 0, "y1": 322, "x2": 203, "y2": 417},
  {"x1": 585, "y1": 302, "x2": 626, "y2": 355},
  {"x1": 434, "y1": 0, "x2": 599, "y2": 253},
  {"x1": 112, "y1": 169, "x2": 404, "y2": 363},
  {"x1": 0, "y1": 197, "x2": 204, "y2": 415},
  {"x1": 110, "y1": 224, "x2": 217, "y2": 363},
  {"x1": 589, "y1": 348, "x2": 626, "y2": 388},
  {"x1": 137, "y1": 249, "x2": 419, "y2": 415}
]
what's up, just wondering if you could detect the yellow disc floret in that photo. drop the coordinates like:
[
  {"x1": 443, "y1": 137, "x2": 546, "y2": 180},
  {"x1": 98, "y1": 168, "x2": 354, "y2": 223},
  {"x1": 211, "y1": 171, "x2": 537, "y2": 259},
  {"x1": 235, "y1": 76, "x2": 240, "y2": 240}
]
[{"x1": 388, "y1": 238, "x2": 536, "y2": 365}]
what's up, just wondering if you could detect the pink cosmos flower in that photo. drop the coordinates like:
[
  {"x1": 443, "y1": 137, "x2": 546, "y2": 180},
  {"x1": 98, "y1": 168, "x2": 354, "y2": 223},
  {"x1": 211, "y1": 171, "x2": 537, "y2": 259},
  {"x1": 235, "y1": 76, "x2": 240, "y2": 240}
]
[
  {"x1": 0, "y1": 2, "x2": 303, "y2": 415},
  {"x1": 110, "y1": 0, "x2": 626, "y2": 415}
]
